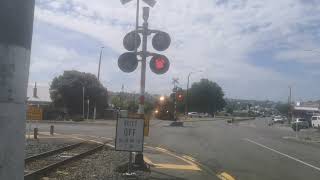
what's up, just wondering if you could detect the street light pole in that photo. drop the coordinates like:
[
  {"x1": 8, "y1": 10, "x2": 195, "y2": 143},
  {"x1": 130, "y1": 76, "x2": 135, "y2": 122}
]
[
  {"x1": 82, "y1": 86, "x2": 85, "y2": 119},
  {"x1": 288, "y1": 86, "x2": 292, "y2": 123},
  {"x1": 93, "y1": 47, "x2": 104, "y2": 120},
  {"x1": 0, "y1": 1, "x2": 35, "y2": 179}
]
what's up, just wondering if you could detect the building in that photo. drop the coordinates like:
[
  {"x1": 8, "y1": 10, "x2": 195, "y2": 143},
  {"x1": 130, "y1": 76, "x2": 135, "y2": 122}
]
[
  {"x1": 27, "y1": 82, "x2": 51, "y2": 106},
  {"x1": 26, "y1": 83, "x2": 52, "y2": 120},
  {"x1": 293, "y1": 101, "x2": 320, "y2": 121}
]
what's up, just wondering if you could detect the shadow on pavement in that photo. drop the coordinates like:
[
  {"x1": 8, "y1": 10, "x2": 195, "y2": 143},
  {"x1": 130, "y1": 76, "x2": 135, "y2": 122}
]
[{"x1": 150, "y1": 170, "x2": 186, "y2": 180}]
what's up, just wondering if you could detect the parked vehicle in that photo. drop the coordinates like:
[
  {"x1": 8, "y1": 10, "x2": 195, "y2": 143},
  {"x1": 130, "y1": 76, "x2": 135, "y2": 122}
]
[
  {"x1": 188, "y1": 112, "x2": 201, "y2": 118},
  {"x1": 199, "y1": 113, "x2": 210, "y2": 118},
  {"x1": 273, "y1": 116, "x2": 284, "y2": 124},
  {"x1": 311, "y1": 116, "x2": 320, "y2": 128},
  {"x1": 292, "y1": 118, "x2": 310, "y2": 131}
]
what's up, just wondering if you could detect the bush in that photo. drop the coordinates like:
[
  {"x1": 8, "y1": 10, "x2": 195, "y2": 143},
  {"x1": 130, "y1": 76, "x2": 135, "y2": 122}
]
[{"x1": 72, "y1": 115, "x2": 84, "y2": 122}]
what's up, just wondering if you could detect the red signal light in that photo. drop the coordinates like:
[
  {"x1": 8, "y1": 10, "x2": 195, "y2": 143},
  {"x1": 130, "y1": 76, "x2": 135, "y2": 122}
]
[
  {"x1": 150, "y1": 55, "x2": 170, "y2": 74},
  {"x1": 176, "y1": 92, "x2": 184, "y2": 102},
  {"x1": 155, "y1": 57, "x2": 166, "y2": 70}
]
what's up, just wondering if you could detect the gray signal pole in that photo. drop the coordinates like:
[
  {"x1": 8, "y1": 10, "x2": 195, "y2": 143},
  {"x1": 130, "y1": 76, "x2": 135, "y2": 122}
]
[
  {"x1": 138, "y1": 7, "x2": 149, "y2": 115},
  {"x1": 0, "y1": 1, "x2": 35, "y2": 179}
]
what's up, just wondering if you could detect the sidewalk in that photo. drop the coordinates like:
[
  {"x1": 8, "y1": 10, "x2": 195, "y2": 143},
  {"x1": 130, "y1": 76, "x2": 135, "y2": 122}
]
[
  {"x1": 283, "y1": 129, "x2": 320, "y2": 143},
  {"x1": 143, "y1": 145, "x2": 216, "y2": 180}
]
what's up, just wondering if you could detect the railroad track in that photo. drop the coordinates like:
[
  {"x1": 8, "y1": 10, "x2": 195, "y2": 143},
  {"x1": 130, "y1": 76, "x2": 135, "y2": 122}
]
[{"x1": 24, "y1": 141, "x2": 107, "y2": 180}]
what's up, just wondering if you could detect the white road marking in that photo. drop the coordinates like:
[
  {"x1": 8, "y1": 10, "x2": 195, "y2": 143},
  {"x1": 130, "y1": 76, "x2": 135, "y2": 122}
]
[
  {"x1": 244, "y1": 138, "x2": 320, "y2": 172},
  {"x1": 88, "y1": 139, "x2": 104, "y2": 144},
  {"x1": 106, "y1": 143, "x2": 115, "y2": 148}
]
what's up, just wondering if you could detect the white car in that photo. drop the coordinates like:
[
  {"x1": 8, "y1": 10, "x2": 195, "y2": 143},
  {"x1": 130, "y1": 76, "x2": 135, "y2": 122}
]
[
  {"x1": 311, "y1": 116, "x2": 320, "y2": 128},
  {"x1": 188, "y1": 112, "x2": 201, "y2": 118},
  {"x1": 273, "y1": 116, "x2": 284, "y2": 123}
]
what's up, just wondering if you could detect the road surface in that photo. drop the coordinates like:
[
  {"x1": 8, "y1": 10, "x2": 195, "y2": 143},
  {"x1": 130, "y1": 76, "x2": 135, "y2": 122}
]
[{"x1": 28, "y1": 118, "x2": 320, "y2": 180}]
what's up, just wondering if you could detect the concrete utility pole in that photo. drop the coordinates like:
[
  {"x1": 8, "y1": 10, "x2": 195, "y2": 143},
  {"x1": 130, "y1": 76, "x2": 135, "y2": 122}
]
[
  {"x1": 93, "y1": 47, "x2": 104, "y2": 120},
  {"x1": 0, "y1": 1, "x2": 35, "y2": 179},
  {"x1": 87, "y1": 99, "x2": 90, "y2": 120}
]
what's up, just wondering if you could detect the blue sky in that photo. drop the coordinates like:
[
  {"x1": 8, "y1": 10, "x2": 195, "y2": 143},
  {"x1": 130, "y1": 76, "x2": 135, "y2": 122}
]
[{"x1": 28, "y1": 0, "x2": 320, "y2": 102}]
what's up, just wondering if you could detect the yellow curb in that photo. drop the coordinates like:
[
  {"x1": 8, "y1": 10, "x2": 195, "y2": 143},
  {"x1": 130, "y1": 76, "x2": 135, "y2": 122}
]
[{"x1": 217, "y1": 172, "x2": 236, "y2": 180}]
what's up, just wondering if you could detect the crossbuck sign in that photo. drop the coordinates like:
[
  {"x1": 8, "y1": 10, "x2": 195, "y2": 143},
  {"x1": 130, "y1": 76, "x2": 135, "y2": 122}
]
[{"x1": 115, "y1": 118, "x2": 144, "y2": 152}]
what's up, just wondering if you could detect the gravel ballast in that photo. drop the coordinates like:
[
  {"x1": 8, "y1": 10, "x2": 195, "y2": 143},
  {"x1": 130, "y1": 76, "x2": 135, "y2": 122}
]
[
  {"x1": 44, "y1": 146, "x2": 129, "y2": 180},
  {"x1": 25, "y1": 139, "x2": 78, "y2": 157}
]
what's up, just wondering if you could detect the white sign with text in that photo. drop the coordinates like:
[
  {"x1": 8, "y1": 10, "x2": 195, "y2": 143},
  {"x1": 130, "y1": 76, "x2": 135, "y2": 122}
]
[{"x1": 115, "y1": 118, "x2": 144, "y2": 152}]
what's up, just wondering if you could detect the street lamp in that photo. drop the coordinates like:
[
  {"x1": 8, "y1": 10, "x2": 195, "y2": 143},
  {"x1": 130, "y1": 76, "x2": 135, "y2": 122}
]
[
  {"x1": 159, "y1": 96, "x2": 165, "y2": 102},
  {"x1": 93, "y1": 47, "x2": 104, "y2": 121},
  {"x1": 185, "y1": 70, "x2": 203, "y2": 118}
]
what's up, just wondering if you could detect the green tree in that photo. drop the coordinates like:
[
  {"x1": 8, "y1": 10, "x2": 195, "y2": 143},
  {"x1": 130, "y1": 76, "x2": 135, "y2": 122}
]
[
  {"x1": 50, "y1": 70, "x2": 108, "y2": 116},
  {"x1": 226, "y1": 106, "x2": 234, "y2": 114},
  {"x1": 275, "y1": 103, "x2": 289, "y2": 115},
  {"x1": 127, "y1": 100, "x2": 139, "y2": 113},
  {"x1": 189, "y1": 79, "x2": 226, "y2": 115}
]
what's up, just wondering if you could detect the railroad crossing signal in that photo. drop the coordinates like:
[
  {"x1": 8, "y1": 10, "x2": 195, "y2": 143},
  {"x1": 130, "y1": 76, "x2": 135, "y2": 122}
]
[
  {"x1": 152, "y1": 32, "x2": 171, "y2": 51},
  {"x1": 118, "y1": 7, "x2": 171, "y2": 75},
  {"x1": 176, "y1": 91, "x2": 184, "y2": 102},
  {"x1": 121, "y1": 0, "x2": 157, "y2": 7},
  {"x1": 118, "y1": 52, "x2": 138, "y2": 73},
  {"x1": 123, "y1": 31, "x2": 141, "y2": 51},
  {"x1": 149, "y1": 55, "x2": 170, "y2": 74}
]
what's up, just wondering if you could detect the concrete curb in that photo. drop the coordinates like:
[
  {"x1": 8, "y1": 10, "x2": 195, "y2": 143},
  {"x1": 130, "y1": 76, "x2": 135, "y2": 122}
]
[
  {"x1": 282, "y1": 136, "x2": 320, "y2": 143},
  {"x1": 226, "y1": 117, "x2": 255, "y2": 123},
  {"x1": 26, "y1": 120, "x2": 116, "y2": 126}
]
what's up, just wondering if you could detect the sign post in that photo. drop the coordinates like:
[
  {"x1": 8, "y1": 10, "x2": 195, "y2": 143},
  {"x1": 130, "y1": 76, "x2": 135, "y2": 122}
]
[
  {"x1": 115, "y1": 118, "x2": 144, "y2": 174},
  {"x1": 27, "y1": 106, "x2": 43, "y2": 121}
]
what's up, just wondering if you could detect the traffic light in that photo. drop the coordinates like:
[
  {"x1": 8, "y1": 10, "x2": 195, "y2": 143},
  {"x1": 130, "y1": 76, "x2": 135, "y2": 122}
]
[
  {"x1": 149, "y1": 55, "x2": 170, "y2": 74},
  {"x1": 118, "y1": 52, "x2": 138, "y2": 73}
]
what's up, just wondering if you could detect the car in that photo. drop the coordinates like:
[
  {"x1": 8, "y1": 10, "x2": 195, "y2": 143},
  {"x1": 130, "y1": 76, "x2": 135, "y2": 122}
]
[
  {"x1": 199, "y1": 113, "x2": 210, "y2": 118},
  {"x1": 188, "y1": 112, "x2": 201, "y2": 118},
  {"x1": 311, "y1": 116, "x2": 320, "y2": 128},
  {"x1": 273, "y1": 116, "x2": 284, "y2": 124},
  {"x1": 291, "y1": 118, "x2": 310, "y2": 131}
]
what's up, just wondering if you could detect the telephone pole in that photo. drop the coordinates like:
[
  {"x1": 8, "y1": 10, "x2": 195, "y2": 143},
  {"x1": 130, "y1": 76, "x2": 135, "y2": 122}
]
[
  {"x1": 93, "y1": 47, "x2": 104, "y2": 120},
  {"x1": 0, "y1": 1, "x2": 35, "y2": 179}
]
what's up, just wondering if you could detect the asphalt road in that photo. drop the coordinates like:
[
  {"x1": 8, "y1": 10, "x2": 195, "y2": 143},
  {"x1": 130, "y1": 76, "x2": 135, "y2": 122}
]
[
  {"x1": 28, "y1": 118, "x2": 320, "y2": 180},
  {"x1": 147, "y1": 118, "x2": 320, "y2": 180}
]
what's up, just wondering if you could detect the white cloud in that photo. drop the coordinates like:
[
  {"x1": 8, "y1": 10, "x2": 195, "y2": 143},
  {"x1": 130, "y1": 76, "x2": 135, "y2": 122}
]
[
  {"x1": 275, "y1": 49, "x2": 320, "y2": 63},
  {"x1": 30, "y1": 0, "x2": 320, "y2": 100}
]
